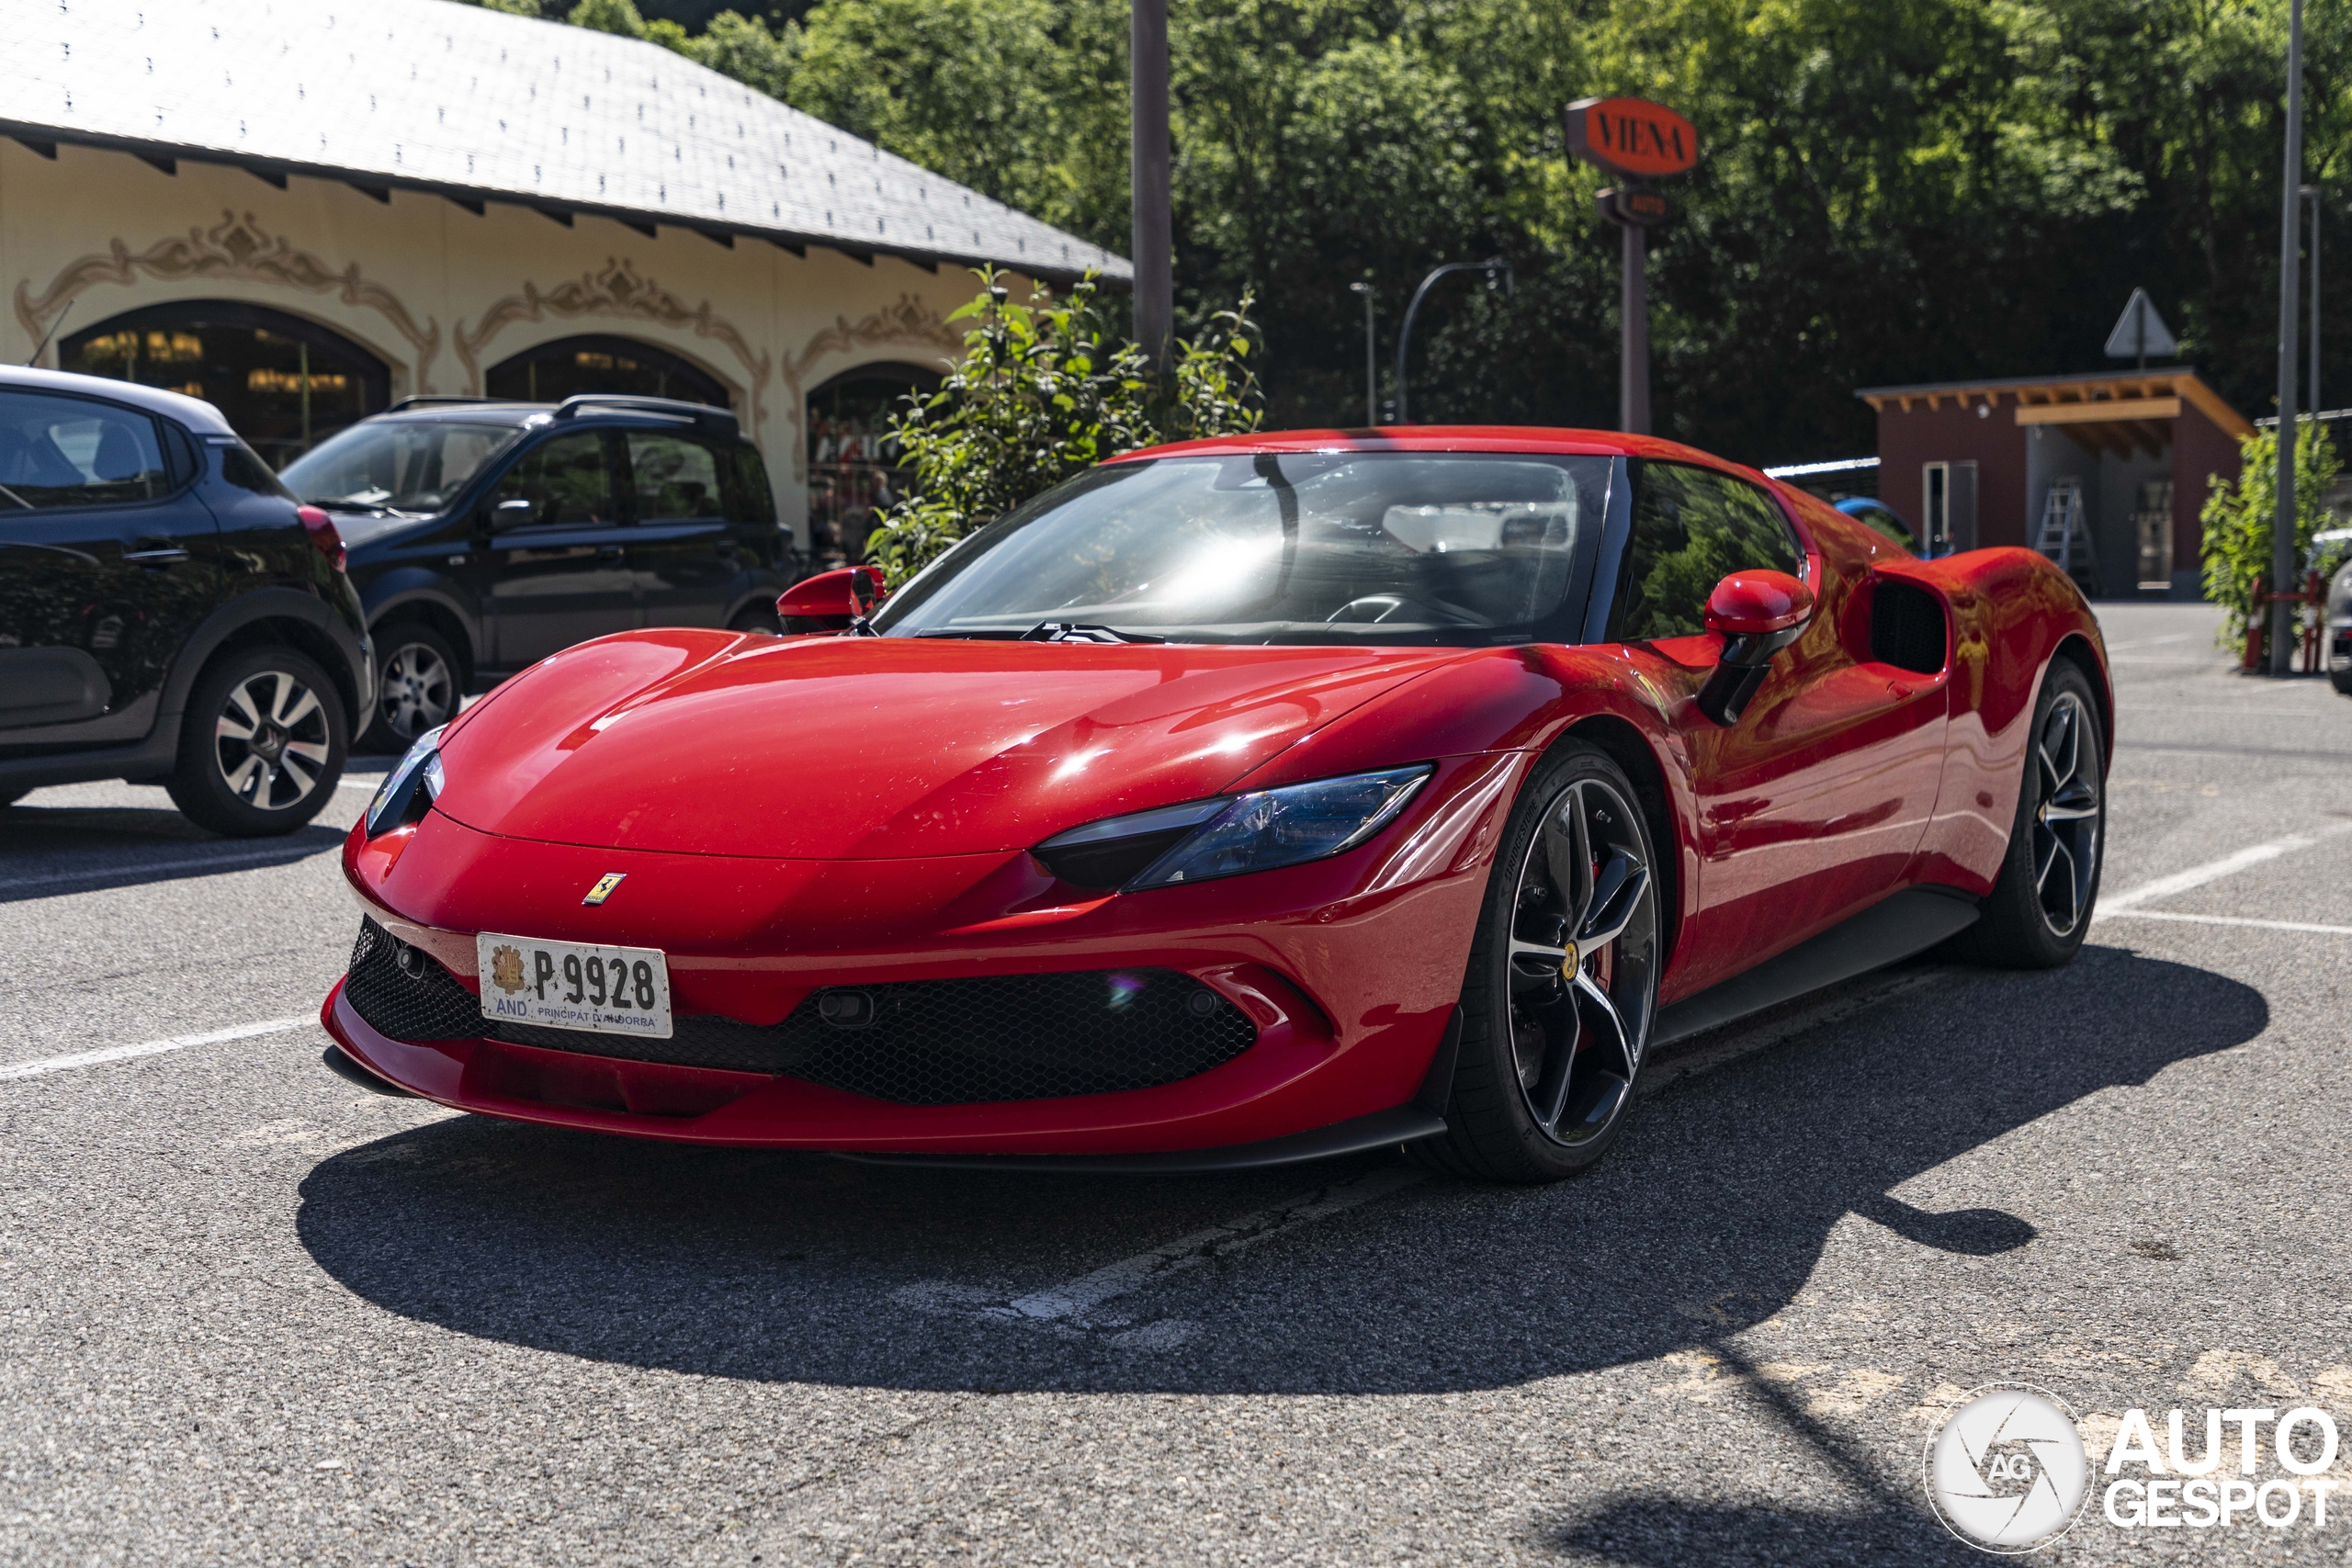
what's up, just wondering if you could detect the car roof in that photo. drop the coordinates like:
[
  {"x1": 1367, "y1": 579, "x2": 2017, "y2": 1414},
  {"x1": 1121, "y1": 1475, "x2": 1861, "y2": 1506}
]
[
  {"x1": 0, "y1": 364, "x2": 238, "y2": 434},
  {"x1": 367, "y1": 394, "x2": 741, "y2": 440},
  {"x1": 1113, "y1": 425, "x2": 1775, "y2": 479}
]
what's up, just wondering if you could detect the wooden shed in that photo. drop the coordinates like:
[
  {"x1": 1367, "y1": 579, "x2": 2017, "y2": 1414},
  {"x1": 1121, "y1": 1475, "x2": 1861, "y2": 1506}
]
[{"x1": 1856, "y1": 371, "x2": 2253, "y2": 598}]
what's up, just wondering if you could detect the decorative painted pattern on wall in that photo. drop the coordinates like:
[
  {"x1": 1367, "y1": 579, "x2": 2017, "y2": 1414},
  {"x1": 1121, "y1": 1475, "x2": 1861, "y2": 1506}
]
[
  {"x1": 453, "y1": 257, "x2": 773, "y2": 424},
  {"x1": 13, "y1": 210, "x2": 442, "y2": 390},
  {"x1": 781, "y1": 294, "x2": 964, "y2": 481}
]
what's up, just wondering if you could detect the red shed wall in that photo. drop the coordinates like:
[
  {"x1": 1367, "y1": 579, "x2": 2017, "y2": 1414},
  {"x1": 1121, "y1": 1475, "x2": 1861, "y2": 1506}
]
[
  {"x1": 1872, "y1": 395, "x2": 2030, "y2": 548},
  {"x1": 2169, "y1": 400, "x2": 2244, "y2": 570}
]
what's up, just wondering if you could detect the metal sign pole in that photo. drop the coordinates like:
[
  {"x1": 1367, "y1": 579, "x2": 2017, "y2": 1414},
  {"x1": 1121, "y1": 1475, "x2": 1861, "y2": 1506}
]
[
  {"x1": 1130, "y1": 0, "x2": 1173, "y2": 372},
  {"x1": 1622, "y1": 221, "x2": 1650, "y2": 434},
  {"x1": 2271, "y1": 0, "x2": 2304, "y2": 676}
]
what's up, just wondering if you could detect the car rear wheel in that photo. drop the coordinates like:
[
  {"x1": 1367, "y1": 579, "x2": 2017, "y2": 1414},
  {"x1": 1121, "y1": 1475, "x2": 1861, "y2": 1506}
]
[
  {"x1": 369, "y1": 623, "x2": 459, "y2": 751},
  {"x1": 1414, "y1": 744, "x2": 1662, "y2": 1183},
  {"x1": 167, "y1": 645, "x2": 347, "y2": 837},
  {"x1": 1951, "y1": 660, "x2": 2104, "y2": 968}
]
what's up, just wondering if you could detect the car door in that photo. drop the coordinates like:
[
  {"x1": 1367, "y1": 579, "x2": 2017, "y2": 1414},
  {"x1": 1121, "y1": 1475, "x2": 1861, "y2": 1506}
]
[
  {"x1": 478, "y1": 429, "x2": 637, "y2": 667},
  {"x1": 620, "y1": 428, "x2": 737, "y2": 629},
  {"x1": 1609, "y1": 460, "x2": 1948, "y2": 995},
  {"x1": 0, "y1": 388, "x2": 220, "y2": 745}
]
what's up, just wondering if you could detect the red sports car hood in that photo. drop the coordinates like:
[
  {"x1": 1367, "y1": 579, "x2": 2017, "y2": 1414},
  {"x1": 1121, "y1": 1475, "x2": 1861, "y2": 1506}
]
[{"x1": 432, "y1": 631, "x2": 1466, "y2": 859}]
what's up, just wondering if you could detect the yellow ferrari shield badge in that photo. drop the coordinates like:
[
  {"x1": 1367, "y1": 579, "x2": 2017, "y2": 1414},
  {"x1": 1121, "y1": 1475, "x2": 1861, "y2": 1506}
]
[{"x1": 582, "y1": 873, "x2": 627, "y2": 907}]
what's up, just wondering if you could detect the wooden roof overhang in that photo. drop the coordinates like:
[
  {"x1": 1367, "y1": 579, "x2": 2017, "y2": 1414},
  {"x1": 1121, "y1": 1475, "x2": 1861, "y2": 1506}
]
[{"x1": 1856, "y1": 370, "x2": 2254, "y2": 459}]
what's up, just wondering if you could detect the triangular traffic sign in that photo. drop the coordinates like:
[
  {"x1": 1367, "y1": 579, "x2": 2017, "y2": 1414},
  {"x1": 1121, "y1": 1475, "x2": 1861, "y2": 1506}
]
[{"x1": 2104, "y1": 288, "x2": 2177, "y2": 361}]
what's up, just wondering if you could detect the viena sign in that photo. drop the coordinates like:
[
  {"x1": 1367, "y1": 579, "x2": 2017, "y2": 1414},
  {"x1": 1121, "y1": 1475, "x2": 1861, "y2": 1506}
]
[{"x1": 1565, "y1": 96, "x2": 1700, "y2": 178}]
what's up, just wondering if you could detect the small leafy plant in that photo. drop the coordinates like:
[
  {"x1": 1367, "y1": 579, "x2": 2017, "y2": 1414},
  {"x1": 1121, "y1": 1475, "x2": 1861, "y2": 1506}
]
[
  {"x1": 863, "y1": 269, "x2": 1262, "y2": 586},
  {"x1": 2199, "y1": 422, "x2": 2344, "y2": 648}
]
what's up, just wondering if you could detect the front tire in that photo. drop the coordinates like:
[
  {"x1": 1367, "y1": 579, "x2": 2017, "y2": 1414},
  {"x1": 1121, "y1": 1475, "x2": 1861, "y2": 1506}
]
[
  {"x1": 1415, "y1": 745, "x2": 1663, "y2": 1183},
  {"x1": 1952, "y1": 660, "x2": 2105, "y2": 968},
  {"x1": 166, "y1": 646, "x2": 347, "y2": 837}
]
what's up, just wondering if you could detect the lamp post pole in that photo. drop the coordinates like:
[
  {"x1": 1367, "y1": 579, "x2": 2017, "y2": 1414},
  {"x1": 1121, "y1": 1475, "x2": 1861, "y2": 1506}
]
[
  {"x1": 1131, "y1": 0, "x2": 1173, "y2": 372},
  {"x1": 2270, "y1": 0, "x2": 2304, "y2": 676},
  {"x1": 1394, "y1": 258, "x2": 1510, "y2": 426},
  {"x1": 2306, "y1": 184, "x2": 2323, "y2": 414},
  {"x1": 1349, "y1": 281, "x2": 1376, "y2": 426}
]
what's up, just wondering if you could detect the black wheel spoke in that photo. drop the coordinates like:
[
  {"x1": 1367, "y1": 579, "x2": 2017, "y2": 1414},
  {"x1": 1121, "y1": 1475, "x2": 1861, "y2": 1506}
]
[{"x1": 2028, "y1": 690, "x2": 2100, "y2": 938}]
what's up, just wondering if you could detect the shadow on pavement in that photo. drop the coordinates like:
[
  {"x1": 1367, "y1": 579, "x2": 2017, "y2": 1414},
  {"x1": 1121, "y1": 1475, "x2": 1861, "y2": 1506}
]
[
  {"x1": 297, "y1": 945, "x2": 2262, "y2": 1397},
  {"x1": 0, "y1": 803, "x2": 345, "y2": 901},
  {"x1": 1549, "y1": 1498, "x2": 1982, "y2": 1568}
]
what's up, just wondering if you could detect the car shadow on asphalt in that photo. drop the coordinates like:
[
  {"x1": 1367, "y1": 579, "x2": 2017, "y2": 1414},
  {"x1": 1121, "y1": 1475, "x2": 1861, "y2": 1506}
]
[
  {"x1": 295, "y1": 943, "x2": 2262, "y2": 1400},
  {"x1": 0, "y1": 805, "x2": 344, "y2": 901}
]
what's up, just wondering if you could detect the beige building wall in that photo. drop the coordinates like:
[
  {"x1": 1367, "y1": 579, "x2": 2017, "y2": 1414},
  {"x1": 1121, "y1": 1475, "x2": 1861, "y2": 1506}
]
[{"x1": 0, "y1": 140, "x2": 1001, "y2": 548}]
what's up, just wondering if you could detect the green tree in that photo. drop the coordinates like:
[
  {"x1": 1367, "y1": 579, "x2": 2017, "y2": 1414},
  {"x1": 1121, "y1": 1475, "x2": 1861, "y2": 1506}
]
[
  {"x1": 2199, "y1": 421, "x2": 2345, "y2": 646},
  {"x1": 864, "y1": 270, "x2": 1262, "y2": 585}
]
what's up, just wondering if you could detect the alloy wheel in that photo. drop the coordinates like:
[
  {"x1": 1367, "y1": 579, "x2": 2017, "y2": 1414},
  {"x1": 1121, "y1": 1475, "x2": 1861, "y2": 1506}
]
[
  {"x1": 379, "y1": 641, "x2": 455, "y2": 743},
  {"x1": 2030, "y1": 689, "x2": 2100, "y2": 937},
  {"x1": 213, "y1": 670, "x2": 332, "y2": 812},
  {"x1": 1503, "y1": 775, "x2": 1659, "y2": 1145}
]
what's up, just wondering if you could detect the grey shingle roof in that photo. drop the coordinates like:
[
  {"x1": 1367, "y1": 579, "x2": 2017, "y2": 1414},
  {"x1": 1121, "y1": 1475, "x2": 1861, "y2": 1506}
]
[{"x1": 1, "y1": 0, "x2": 1129, "y2": 281}]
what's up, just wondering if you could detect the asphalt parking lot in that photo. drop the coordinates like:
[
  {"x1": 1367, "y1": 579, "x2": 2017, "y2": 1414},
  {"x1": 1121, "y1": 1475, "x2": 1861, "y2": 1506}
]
[{"x1": 3, "y1": 601, "x2": 2348, "y2": 1566}]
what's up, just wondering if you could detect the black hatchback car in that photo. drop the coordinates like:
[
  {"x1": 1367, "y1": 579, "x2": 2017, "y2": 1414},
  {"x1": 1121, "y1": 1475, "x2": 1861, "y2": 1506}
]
[
  {"x1": 278, "y1": 394, "x2": 801, "y2": 747},
  {"x1": 0, "y1": 367, "x2": 370, "y2": 836}
]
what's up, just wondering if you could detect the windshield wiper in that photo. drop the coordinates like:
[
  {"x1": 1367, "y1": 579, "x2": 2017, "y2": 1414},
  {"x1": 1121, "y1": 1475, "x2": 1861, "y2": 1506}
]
[{"x1": 1019, "y1": 622, "x2": 1166, "y2": 644}]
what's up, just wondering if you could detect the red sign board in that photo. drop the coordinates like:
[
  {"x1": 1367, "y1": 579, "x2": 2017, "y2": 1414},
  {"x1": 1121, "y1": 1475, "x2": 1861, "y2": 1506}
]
[{"x1": 1566, "y1": 97, "x2": 1699, "y2": 178}]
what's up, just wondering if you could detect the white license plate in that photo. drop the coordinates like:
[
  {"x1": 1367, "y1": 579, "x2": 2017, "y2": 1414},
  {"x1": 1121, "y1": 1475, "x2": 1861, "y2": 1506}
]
[{"x1": 475, "y1": 932, "x2": 673, "y2": 1039}]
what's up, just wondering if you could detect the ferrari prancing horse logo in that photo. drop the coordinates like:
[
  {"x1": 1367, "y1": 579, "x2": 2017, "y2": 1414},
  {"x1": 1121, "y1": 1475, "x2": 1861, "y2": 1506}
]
[
  {"x1": 582, "y1": 873, "x2": 627, "y2": 907},
  {"x1": 489, "y1": 944, "x2": 526, "y2": 995}
]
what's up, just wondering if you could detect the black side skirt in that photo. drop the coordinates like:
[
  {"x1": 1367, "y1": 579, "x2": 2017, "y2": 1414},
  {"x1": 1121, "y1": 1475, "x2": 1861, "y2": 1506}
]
[{"x1": 1649, "y1": 885, "x2": 1981, "y2": 1051}]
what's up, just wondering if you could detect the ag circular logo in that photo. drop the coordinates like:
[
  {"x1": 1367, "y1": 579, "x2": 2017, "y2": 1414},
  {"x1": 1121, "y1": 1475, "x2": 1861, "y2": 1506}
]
[{"x1": 1924, "y1": 1383, "x2": 2090, "y2": 1552}]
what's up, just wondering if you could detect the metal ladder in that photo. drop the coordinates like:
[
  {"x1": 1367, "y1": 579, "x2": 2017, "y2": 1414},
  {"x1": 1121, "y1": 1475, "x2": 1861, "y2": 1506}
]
[{"x1": 2035, "y1": 478, "x2": 2098, "y2": 594}]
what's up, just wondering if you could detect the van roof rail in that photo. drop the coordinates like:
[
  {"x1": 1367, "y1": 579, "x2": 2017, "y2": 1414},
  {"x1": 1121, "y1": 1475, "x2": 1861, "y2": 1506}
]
[
  {"x1": 388, "y1": 395, "x2": 502, "y2": 412},
  {"x1": 550, "y1": 392, "x2": 738, "y2": 438}
]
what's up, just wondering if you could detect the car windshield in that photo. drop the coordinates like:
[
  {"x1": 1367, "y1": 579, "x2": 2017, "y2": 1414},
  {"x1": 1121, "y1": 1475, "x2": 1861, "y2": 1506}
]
[
  {"x1": 872, "y1": 452, "x2": 1612, "y2": 646},
  {"x1": 280, "y1": 420, "x2": 521, "y2": 514}
]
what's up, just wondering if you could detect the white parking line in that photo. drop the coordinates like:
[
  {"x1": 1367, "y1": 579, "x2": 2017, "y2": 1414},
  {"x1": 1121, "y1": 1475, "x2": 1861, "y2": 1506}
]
[
  {"x1": 2098, "y1": 822, "x2": 2352, "y2": 914},
  {"x1": 0, "y1": 1017, "x2": 312, "y2": 1082},
  {"x1": 895, "y1": 1165, "x2": 1427, "y2": 1338},
  {"x1": 0, "y1": 845, "x2": 331, "y2": 894},
  {"x1": 990, "y1": 1165, "x2": 1426, "y2": 1323},
  {"x1": 2099, "y1": 910, "x2": 2352, "y2": 938}
]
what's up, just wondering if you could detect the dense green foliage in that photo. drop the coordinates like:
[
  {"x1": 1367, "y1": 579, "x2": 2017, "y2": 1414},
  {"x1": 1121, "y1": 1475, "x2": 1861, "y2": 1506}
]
[
  {"x1": 862, "y1": 272, "x2": 1263, "y2": 586},
  {"x1": 451, "y1": 0, "x2": 2349, "y2": 466},
  {"x1": 2199, "y1": 422, "x2": 2346, "y2": 644}
]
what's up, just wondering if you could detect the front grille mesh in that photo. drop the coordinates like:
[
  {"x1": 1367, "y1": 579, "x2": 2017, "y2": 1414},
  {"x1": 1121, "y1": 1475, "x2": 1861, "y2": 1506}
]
[{"x1": 340, "y1": 919, "x2": 1255, "y2": 1105}]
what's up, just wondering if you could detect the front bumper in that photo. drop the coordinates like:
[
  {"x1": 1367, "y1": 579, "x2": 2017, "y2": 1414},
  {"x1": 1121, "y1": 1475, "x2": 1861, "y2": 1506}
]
[{"x1": 329, "y1": 752, "x2": 1521, "y2": 1155}]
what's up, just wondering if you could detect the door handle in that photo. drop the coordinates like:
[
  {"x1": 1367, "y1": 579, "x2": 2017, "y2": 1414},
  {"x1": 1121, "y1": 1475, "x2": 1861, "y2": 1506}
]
[{"x1": 122, "y1": 546, "x2": 189, "y2": 563}]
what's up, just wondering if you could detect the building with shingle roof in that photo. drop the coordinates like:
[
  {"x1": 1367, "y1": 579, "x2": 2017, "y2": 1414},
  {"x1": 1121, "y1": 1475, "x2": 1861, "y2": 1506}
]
[{"x1": 0, "y1": 0, "x2": 1125, "y2": 547}]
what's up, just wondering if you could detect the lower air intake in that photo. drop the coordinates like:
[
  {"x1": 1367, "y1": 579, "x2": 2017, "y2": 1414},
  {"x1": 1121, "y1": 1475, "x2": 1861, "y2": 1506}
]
[{"x1": 339, "y1": 919, "x2": 1256, "y2": 1105}]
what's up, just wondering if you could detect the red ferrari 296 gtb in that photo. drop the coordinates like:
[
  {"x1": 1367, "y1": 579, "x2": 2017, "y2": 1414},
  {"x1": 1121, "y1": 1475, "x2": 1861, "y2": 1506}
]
[{"x1": 323, "y1": 428, "x2": 2109, "y2": 1182}]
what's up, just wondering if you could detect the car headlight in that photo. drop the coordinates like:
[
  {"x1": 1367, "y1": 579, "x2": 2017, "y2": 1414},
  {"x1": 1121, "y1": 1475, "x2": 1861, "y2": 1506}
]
[
  {"x1": 1034, "y1": 765, "x2": 1433, "y2": 892},
  {"x1": 365, "y1": 725, "x2": 446, "y2": 837}
]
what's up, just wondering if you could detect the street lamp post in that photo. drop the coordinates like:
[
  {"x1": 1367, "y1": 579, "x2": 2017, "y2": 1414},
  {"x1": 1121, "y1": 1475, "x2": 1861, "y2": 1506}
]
[
  {"x1": 1349, "y1": 281, "x2": 1377, "y2": 427},
  {"x1": 2270, "y1": 0, "x2": 2304, "y2": 676},
  {"x1": 1393, "y1": 259, "x2": 1510, "y2": 426},
  {"x1": 2305, "y1": 184, "x2": 2323, "y2": 414},
  {"x1": 1130, "y1": 0, "x2": 1173, "y2": 372}
]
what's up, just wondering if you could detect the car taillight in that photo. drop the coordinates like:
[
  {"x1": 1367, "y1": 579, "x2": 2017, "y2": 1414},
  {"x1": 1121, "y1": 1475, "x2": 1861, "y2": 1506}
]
[{"x1": 296, "y1": 504, "x2": 346, "y2": 572}]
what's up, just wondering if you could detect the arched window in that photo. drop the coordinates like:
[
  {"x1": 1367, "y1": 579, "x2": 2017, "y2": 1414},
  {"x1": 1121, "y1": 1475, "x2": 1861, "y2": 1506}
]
[
  {"x1": 61, "y1": 301, "x2": 390, "y2": 468},
  {"x1": 485, "y1": 334, "x2": 730, "y2": 410},
  {"x1": 806, "y1": 363, "x2": 941, "y2": 568}
]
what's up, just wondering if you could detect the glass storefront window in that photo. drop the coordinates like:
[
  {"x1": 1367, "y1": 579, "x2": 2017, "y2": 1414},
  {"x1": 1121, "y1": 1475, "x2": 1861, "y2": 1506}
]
[
  {"x1": 61, "y1": 302, "x2": 389, "y2": 469},
  {"x1": 805, "y1": 365, "x2": 937, "y2": 569}
]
